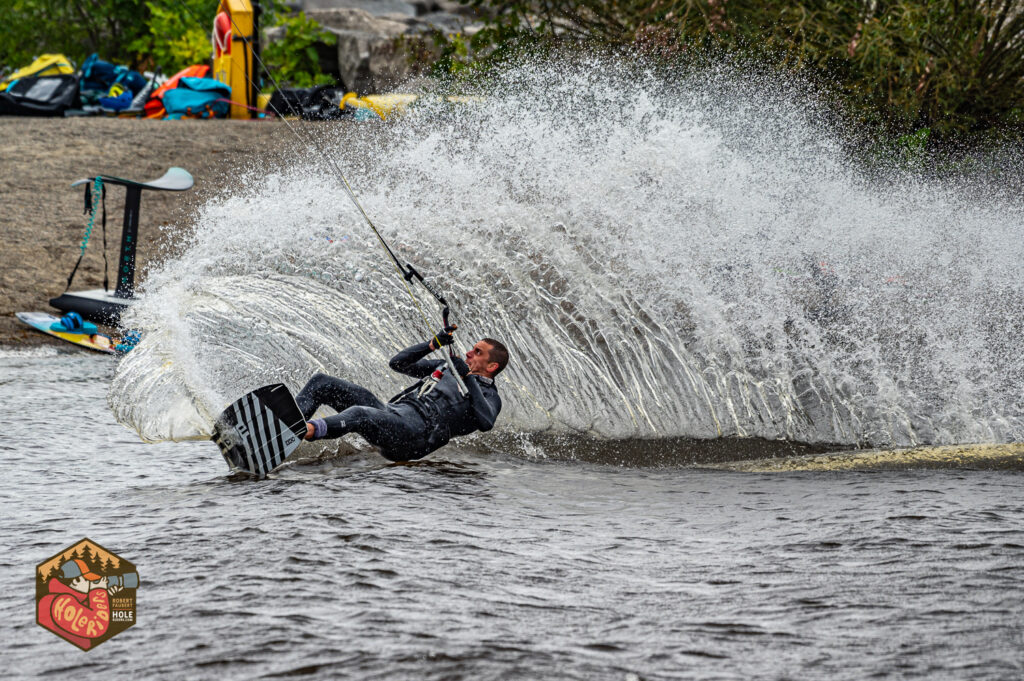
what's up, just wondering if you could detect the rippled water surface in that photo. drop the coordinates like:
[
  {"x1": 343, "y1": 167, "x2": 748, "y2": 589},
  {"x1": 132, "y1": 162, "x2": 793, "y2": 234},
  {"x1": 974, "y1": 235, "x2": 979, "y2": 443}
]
[{"x1": 4, "y1": 350, "x2": 1022, "y2": 680}]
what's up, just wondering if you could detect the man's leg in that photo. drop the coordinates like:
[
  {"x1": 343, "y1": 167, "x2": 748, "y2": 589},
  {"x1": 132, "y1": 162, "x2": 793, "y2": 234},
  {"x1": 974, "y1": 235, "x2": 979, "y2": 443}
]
[
  {"x1": 317, "y1": 406, "x2": 429, "y2": 460},
  {"x1": 295, "y1": 372, "x2": 384, "y2": 420}
]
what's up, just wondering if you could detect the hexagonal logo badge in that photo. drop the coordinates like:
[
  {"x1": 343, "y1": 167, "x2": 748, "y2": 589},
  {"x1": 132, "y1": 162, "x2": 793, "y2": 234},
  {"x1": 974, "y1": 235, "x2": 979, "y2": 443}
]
[{"x1": 36, "y1": 538, "x2": 139, "y2": 651}]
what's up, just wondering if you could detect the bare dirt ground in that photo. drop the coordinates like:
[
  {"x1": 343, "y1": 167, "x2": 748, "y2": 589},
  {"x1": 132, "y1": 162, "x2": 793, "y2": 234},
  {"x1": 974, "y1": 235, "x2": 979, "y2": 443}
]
[{"x1": 0, "y1": 117, "x2": 302, "y2": 348}]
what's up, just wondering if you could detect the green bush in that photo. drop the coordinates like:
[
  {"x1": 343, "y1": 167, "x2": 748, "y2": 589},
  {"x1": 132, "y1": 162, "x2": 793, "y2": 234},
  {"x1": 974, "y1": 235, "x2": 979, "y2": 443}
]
[
  {"x1": 261, "y1": 9, "x2": 338, "y2": 89},
  {"x1": 129, "y1": 1, "x2": 211, "y2": 73},
  {"x1": 438, "y1": 0, "x2": 1024, "y2": 144}
]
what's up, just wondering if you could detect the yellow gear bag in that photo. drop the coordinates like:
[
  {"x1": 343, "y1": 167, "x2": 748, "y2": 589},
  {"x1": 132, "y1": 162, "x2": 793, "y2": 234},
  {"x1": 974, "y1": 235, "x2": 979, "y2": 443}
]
[{"x1": 0, "y1": 54, "x2": 75, "y2": 92}]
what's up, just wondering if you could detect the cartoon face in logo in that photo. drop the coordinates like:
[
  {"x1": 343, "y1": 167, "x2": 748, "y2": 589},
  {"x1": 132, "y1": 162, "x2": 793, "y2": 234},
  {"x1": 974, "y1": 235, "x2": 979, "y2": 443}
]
[{"x1": 36, "y1": 538, "x2": 139, "y2": 650}]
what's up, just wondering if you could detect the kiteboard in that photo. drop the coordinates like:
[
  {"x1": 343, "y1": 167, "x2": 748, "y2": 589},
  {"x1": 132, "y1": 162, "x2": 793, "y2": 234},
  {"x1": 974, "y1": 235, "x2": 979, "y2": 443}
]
[
  {"x1": 15, "y1": 311, "x2": 116, "y2": 354},
  {"x1": 212, "y1": 384, "x2": 307, "y2": 479}
]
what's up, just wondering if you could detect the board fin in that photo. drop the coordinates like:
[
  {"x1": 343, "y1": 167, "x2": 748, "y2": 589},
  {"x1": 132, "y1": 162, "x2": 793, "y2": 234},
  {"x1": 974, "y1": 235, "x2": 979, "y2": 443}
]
[{"x1": 212, "y1": 384, "x2": 306, "y2": 479}]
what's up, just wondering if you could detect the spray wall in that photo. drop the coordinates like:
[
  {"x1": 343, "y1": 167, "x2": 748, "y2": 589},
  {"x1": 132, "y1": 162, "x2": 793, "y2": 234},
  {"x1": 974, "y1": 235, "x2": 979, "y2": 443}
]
[{"x1": 109, "y1": 57, "x2": 1024, "y2": 455}]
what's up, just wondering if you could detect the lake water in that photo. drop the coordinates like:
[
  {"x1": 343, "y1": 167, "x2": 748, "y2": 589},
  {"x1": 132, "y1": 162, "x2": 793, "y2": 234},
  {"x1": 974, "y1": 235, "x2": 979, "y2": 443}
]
[
  {"x1": 4, "y1": 348, "x2": 1022, "y2": 680},
  {"x1": 7, "y1": 53, "x2": 1024, "y2": 680}
]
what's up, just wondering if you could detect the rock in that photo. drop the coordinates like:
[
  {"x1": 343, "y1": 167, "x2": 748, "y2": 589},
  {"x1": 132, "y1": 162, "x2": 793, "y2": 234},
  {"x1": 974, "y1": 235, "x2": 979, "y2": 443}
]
[
  {"x1": 299, "y1": 0, "x2": 417, "y2": 17},
  {"x1": 407, "y1": 11, "x2": 469, "y2": 34},
  {"x1": 309, "y1": 8, "x2": 410, "y2": 93},
  {"x1": 298, "y1": 0, "x2": 481, "y2": 18},
  {"x1": 263, "y1": 25, "x2": 287, "y2": 46},
  {"x1": 307, "y1": 7, "x2": 410, "y2": 34},
  {"x1": 433, "y1": 1, "x2": 485, "y2": 18},
  {"x1": 307, "y1": 7, "x2": 477, "y2": 93}
]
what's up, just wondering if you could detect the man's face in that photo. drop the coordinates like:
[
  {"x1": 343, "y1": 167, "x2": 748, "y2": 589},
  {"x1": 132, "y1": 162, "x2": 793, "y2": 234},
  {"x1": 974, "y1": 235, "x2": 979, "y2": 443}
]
[{"x1": 465, "y1": 340, "x2": 498, "y2": 376}]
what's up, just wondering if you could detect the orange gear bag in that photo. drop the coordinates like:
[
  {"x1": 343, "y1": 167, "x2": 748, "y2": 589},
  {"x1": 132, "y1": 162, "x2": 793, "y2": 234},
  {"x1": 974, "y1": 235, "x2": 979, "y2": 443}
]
[{"x1": 144, "y1": 64, "x2": 211, "y2": 119}]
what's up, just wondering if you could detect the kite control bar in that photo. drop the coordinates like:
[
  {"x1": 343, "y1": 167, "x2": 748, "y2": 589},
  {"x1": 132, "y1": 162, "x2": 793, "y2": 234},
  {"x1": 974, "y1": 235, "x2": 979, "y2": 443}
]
[
  {"x1": 403, "y1": 263, "x2": 449, "y2": 317},
  {"x1": 402, "y1": 262, "x2": 466, "y2": 394}
]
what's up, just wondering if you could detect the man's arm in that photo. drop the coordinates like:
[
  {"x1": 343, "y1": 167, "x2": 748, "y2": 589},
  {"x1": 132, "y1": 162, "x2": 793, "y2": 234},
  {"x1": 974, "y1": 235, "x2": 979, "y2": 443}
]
[{"x1": 389, "y1": 341, "x2": 444, "y2": 378}]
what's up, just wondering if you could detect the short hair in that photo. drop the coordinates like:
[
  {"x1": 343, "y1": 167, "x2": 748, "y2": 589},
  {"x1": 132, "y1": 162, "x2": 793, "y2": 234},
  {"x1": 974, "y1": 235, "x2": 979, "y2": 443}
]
[{"x1": 481, "y1": 338, "x2": 509, "y2": 376}]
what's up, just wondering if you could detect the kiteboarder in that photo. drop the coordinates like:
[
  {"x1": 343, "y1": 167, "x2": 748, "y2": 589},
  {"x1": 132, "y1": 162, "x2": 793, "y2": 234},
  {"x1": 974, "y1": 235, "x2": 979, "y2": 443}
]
[{"x1": 296, "y1": 327, "x2": 507, "y2": 461}]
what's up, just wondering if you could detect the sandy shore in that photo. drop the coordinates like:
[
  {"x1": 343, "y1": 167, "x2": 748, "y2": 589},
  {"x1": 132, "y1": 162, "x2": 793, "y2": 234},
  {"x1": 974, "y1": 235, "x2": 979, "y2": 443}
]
[{"x1": 0, "y1": 117, "x2": 303, "y2": 348}]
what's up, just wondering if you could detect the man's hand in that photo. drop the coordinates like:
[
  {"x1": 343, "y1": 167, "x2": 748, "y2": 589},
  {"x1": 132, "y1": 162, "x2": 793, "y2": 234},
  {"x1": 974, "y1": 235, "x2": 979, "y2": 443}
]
[
  {"x1": 428, "y1": 324, "x2": 458, "y2": 350},
  {"x1": 109, "y1": 584, "x2": 123, "y2": 595},
  {"x1": 450, "y1": 356, "x2": 470, "y2": 378},
  {"x1": 90, "y1": 577, "x2": 109, "y2": 592}
]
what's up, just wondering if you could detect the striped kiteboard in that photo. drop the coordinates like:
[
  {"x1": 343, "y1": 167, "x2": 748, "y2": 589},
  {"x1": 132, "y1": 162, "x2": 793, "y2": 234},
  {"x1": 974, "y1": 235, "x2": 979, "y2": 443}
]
[{"x1": 212, "y1": 384, "x2": 307, "y2": 478}]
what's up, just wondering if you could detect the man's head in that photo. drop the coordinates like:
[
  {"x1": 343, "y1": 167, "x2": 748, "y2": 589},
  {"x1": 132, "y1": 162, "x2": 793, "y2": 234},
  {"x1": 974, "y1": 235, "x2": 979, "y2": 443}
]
[{"x1": 465, "y1": 338, "x2": 509, "y2": 378}]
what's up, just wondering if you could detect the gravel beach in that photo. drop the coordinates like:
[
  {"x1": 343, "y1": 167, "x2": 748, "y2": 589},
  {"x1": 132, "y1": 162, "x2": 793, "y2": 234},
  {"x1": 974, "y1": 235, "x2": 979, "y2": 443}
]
[{"x1": 0, "y1": 117, "x2": 301, "y2": 347}]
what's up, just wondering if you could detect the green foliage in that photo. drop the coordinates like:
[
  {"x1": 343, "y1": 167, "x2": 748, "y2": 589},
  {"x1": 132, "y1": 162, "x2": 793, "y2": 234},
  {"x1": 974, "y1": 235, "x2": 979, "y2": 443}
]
[
  {"x1": 128, "y1": 1, "x2": 210, "y2": 73},
  {"x1": 733, "y1": 1, "x2": 1024, "y2": 138},
  {"x1": 896, "y1": 127, "x2": 931, "y2": 167},
  {"x1": 0, "y1": 0, "x2": 209, "y2": 72},
  {"x1": 897, "y1": 127, "x2": 931, "y2": 152},
  {"x1": 261, "y1": 9, "x2": 338, "y2": 88},
  {"x1": 0, "y1": 0, "x2": 114, "y2": 69},
  {"x1": 430, "y1": 10, "x2": 538, "y2": 80},
  {"x1": 431, "y1": 32, "x2": 472, "y2": 78},
  {"x1": 443, "y1": 0, "x2": 1024, "y2": 142}
]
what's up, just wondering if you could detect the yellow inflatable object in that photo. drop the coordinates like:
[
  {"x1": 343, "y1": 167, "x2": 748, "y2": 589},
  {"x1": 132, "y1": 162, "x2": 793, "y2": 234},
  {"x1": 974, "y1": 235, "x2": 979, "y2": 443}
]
[
  {"x1": 357, "y1": 93, "x2": 419, "y2": 119},
  {"x1": 0, "y1": 54, "x2": 74, "y2": 91},
  {"x1": 340, "y1": 93, "x2": 485, "y2": 120},
  {"x1": 211, "y1": 0, "x2": 256, "y2": 118}
]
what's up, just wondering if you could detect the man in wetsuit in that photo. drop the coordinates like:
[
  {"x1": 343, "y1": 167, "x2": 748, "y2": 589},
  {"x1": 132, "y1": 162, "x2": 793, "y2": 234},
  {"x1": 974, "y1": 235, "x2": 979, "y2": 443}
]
[{"x1": 297, "y1": 327, "x2": 507, "y2": 461}]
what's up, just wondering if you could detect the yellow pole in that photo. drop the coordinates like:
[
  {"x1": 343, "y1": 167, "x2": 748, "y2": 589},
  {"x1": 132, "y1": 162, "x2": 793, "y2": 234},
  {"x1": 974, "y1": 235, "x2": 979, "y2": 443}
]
[{"x1": 211, "y1": 0, "x2": 255, "y2": 118}]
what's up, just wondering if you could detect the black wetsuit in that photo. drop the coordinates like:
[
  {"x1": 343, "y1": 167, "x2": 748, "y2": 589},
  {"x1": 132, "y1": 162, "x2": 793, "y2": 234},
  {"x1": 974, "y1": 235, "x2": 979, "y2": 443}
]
[{"x1": 295, "y1": 341, "x2": 502, "y2": 461}]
